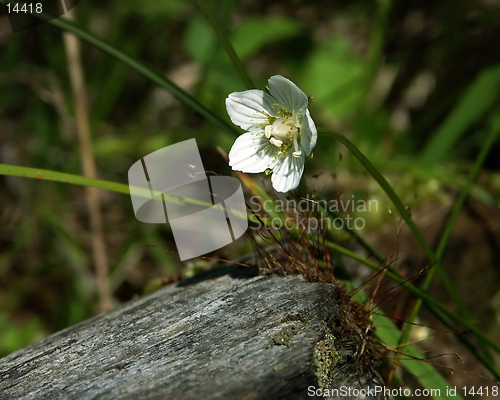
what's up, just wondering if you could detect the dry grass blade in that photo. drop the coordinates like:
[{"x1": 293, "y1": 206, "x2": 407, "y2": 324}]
[{"x1": 62, "y1": 9, "x2": 113, "y2": 313}]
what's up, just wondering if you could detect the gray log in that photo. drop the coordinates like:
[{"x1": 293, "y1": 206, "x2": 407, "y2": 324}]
[{"x1": 0, "y1": 265, "x2": 384, "y2": 399}]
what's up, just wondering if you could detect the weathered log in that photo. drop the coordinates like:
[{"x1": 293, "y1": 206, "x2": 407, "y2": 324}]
[{"x1": 0, "y1": 265, "x2": 384, "y2": 399}]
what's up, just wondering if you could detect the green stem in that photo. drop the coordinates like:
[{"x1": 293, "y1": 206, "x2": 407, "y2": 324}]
[
  {"x1": 0, "y1": 163, "x2": 244, "y2": 216},
  {"x1": 195, "y1": 0, "x2": 254, "y2": 90},
  {"x1": 319, "y1": 128, "x2": 469, "y2": 311},
  {"x1": 318, "y1": 129, "x2": 499, "y2": 362},
  {"x1": 319, "y1": 128, "x2": 435, "y2": 258},
  {"x1": 322, "y1": 239, "x2": 500, "y2": 380},
  {"x1": 0, "y1": 163, "x2": 131, "y2": 194},
  {"x1": 0, "y1": 0, "x2": 238, "y2": 138},
  {"x1": 403, "y1": 120, "x2": 500, "y2": 364},
  {"x1": 3, "y1": 162, "x2": 499, "y2": 367},
  {"x1": 435, "y1": 120, "x2": 500, "y2": 262}
]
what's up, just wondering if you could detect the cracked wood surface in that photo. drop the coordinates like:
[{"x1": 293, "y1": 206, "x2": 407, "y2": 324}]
[{"x1": 0, "y1": 266, "x2": 383, "y2": 399}]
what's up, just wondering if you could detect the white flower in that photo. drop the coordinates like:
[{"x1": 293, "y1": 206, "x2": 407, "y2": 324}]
[{"x1": 226, "y1": 75, "x2": 317, "y2": 193}]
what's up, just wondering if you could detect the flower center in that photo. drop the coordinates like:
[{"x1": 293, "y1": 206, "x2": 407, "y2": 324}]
[{"x1": 264, "y1": 116, "x2": 302, "y2": 157}]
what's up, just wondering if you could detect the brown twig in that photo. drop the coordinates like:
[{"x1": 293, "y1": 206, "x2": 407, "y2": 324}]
[{"x1": 62, "y1": 9, "x2": 113, "y2": 313}]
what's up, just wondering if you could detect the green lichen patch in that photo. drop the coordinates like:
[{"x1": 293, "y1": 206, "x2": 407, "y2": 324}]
[
  {"x1": 270, "y1": 325, "x2": 301, "y2": 347},
  {"x1": 280, "y1": 312, "x2": 308, "y2": 324},
  {"x1": 313, "y1": 332, "x2": 340, "y2": 389}
]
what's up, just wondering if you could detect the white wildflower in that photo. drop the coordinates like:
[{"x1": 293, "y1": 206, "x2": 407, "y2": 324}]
[{"x1": 226, "y1": 75, "x2": 317, "y2": 193}]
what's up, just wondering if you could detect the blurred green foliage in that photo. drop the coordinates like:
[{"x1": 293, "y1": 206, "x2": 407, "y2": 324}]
[{"x1": 0, "y1": 0, "x2": 499, "y2": 368}]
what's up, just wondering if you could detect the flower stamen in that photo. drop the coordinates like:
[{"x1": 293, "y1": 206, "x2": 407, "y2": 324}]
[
  {"x1": 292, "y1": 135, "x2": 302, "y2": 157},
  {"x1": 265, "y1": 115, "x2": 300, "y2": 152},
  {"x1": 270, "y1": 137, "x2": 283, "y2": 147}
]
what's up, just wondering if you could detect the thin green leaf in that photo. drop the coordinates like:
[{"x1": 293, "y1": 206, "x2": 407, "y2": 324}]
[
  {"x1": 349, "y1": 286, "x2": 463, "y2": 400},
  {"x1": 373, "y1": 310, "x2": 463, "y2": 399},
  {"x1": 2, "y1": 163, "x2": 498, "y2": 363},
  {"x1": 195, "y1": 0, "x2": 254, "y2": 89},
  {"x1": 0, "y1": 0, "x2": 239, "y2": 139},
  {"x1": 421, "y1": 64, "x2": 500, "y2": 164},
  {"x1": 400, "y1": 118, "x2": 500, "y2": 372},
  {"x1": 318, "y1": 129, "x2": 500, "y2": 378},
  {"x1": 0, "y1": 163, "x2": 250, "y2": 225}
]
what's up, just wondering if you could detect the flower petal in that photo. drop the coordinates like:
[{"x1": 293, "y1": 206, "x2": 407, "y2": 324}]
[
  {"x1": 228, "y1": 131, "x2": 276, "y2": 173},
  {"x1": 271, "y1": 152, "x2": 305, "y2": 193},
  {"x1": 226, "y1": 90, "x2": 278, "y2": 131},
  {"x1": 299, "y1": 109, "x2": 317, "y2": 156},
  {"x1": 268, "y1": 75, "x2": 308, "y2": 114}
]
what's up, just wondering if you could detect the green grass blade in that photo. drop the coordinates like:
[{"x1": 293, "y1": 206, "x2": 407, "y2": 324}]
[
  {"x1": 0, "y1": 0, "x2": 239, "y2": 139},
  {"x1": 195, "y1": 0, "x2": 254, "y2": 89},
  {"x1": 319, "y1": 129, "x2": 474, "y2": 318},
  {"x1": 319, "y1": 128, "x2": 435, "y2": 260},
  {"x1": 0, "y1": 163, "x2": 131, "y2": 195},
  {"x1": 318, "y1": 129, "x2": 500, "y2": 370},
  {"x1": 373, "y1": 310, "x2": 463, "y2": 399},
  {"x1": 0, "y1": 163, "x2": 246, "y2": 221},
  {"x1": 402, "y1": 119, "x2": 500, "y2": 369},
  {"x1": 348, "y1": 283, "x2": 464, "y2": 400},
  {"x1": 421, "y1": 64, "x2": 500, "y2": 164}
]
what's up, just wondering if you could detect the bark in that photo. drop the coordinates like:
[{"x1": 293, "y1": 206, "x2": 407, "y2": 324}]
[{"x1": 0, "y1": 265, "x2": 383, "y2": 400}]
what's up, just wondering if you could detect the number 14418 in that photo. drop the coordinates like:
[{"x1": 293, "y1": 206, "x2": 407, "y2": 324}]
[
  {"x1": 6, "y1": 3, "x2": 42, "y2": 13},
  {"x1": 463, "y1": 386, "x2": 499, "y2": 396}
]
